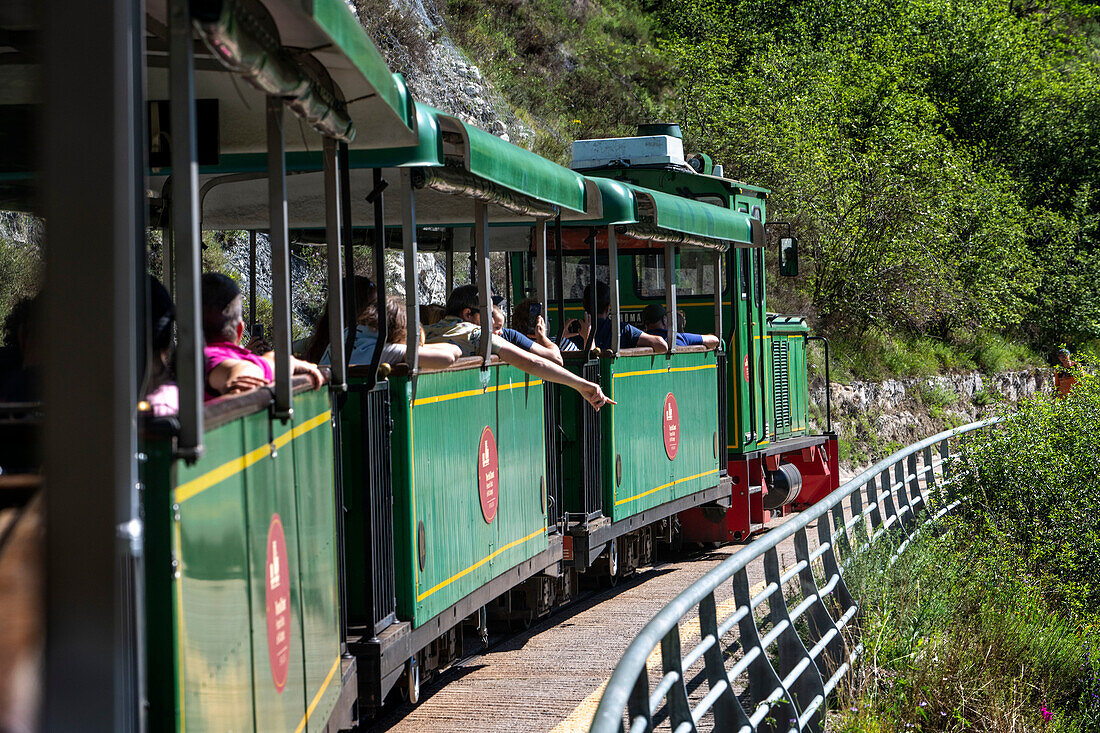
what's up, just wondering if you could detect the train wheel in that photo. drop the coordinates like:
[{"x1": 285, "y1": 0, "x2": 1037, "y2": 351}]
[
  {"x1": 608, "y1": 539, "x2": 620, "y2": 586},
  {"x1": 405, "y1": 657, "x2": 420, "y2": 705}
]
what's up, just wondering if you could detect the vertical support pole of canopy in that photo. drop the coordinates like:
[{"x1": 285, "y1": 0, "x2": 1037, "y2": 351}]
[
  {"x1": 367, "y1": 167, "x2": 388, "y2": 386},
  {"x1": 401, "y1": 169, "x2": 421, "y2": 380},
  {"x1": 608, "y1": 226, "x2": 621, "y2": 353},
  {"x1": 169, "y1": 0, "x2": 203, "y2": 458},
  {"x1": 713, "y1": 250, "x2": 722, "y2": 347},
  {"x1": 534, "y1": 218, "x2": 548, "y2": 322},
  {"x1": 248, "y1": 230, "x2": 257, "y2": 331},
  {"x1": 664, "y1": 243, "x2": 677, "y2": 356},
  {"x1": 554, "y1": 214, "x2": 565, "y2": 342},
  {"x1": 161, "y1": 208, "x2": 173, "y2": 296},
  {"x1": 43, "y1": 0, "x2": 144, "y2": 727},
  {"x1": 323, "y1": 138, "x2": 346, "y2": 391},
  {"x1": 475, "y1": 201, "x2": 492, "y2": 366},
  {"x1": 339, "y1": 144, "x2": 358, "y2": 374},
  {"x1": 446, "y1": 241, "x2": 455, "y2": 292},
  {"x1": 267, "y1": 96, "x2": 293, "y2": 420}
]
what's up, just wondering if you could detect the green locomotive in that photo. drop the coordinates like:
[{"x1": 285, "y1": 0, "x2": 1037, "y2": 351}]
[{"x1": 0, "y1": 0, "x2": 833, "y2": 729}]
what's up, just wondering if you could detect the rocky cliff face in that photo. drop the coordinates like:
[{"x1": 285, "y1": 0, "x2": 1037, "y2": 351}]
[
  {"x1": 353, "y1": 0, "x2": 532, "y2": 143},
  {"x1": 815, "y1": 369, "x2": 1050, "y2": 465}
]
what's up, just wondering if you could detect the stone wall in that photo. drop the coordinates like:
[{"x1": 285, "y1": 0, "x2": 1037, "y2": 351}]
[{"x1": 814, "y1": 369, "x2": 1050, "y2": 465}]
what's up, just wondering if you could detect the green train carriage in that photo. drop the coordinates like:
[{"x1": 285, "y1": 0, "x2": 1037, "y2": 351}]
[
  {"x1": 0, "y1": 0, "x2": 839, "y2": 727},
  {"x1": 510, "y1": 126, "x2": 838, "y2": 546}
]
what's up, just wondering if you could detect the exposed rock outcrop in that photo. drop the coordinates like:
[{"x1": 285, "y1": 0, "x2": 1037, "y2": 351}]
[{"x1": 815, "y1": 370, "x2": 1050, "y2": 465}]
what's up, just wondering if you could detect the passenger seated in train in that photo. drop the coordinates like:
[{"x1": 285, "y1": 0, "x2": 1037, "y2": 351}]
[
  {"x1": 492, "y1": 297, "x2": 563, "y2": 365},
  {"x1": 419, "y1": 303, "x2": 446, "y2": 326},
  {"x1": 0, "y1": 296, "x2": 38, "y2": 402},
  {"x1": 142, "y1": 276, "x2": 179, "y2": 417},
  {"x1": 201, "y1": 273, "x2": 324, "y2": 398},
  {"x1": 564, "y1": 281, "x2": 667, "y2": 354},
  {"x1": 361, "y1": 295, "x2": 460, "y2": 369},
  {"x1": 303, "y1": 275, "x2": 376, "y2": 364},
  {"x1": 641, "y1": 304, "x2": 720, "y2": 349},
  {"x1": 424, "y1": 285, "x2": 615, "y2": 411}
]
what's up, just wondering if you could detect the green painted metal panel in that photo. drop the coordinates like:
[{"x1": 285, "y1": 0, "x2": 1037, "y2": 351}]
[
  {"x1": 168, "y1": 401, "x2": 343, "y2": 733},
  {"x1": 338, "y1": 388, "x2": 370, "y2": 627},
  {"x1": 171, "y1": 418, "x2": 257, "y2": 733},
  {"x1": 346, "y1": 103, "x2": 444, "y2": 168},
  {"x1": 241, "y1": 412, "x2": 309, "y2": 732},
  {"x1": 579, "y1": 177, "x2": 637, "y2": 226},
  {"x1": 625, "y1": 183, "x2": 753, "y2": 245},
  {"x1": 310, "y1": 0, "x2": 415, "y2": 131},
  {"x1": 388, "y1": 365, "x2": 549, "y2": 626},
  {"x1": 289, "y1": 393, "x2": 342, "y2": 731},
  {"x1": 602, "y1": 350, "x2": 722, "y2": 521},
  {"x1": 142, "y1": 436, "x2": 179, "y2": 731},
  {"x1": 453, "y1": 114, "x2": 588, "y2": 214}
]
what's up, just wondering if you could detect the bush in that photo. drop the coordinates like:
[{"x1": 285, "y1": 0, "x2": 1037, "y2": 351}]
[
  {"x1": 955, "y1": 359, "x2": 1100, "y2": 617},
  {"x1": 838, "y1": 526, "x2": 1100, "y2": 731}
]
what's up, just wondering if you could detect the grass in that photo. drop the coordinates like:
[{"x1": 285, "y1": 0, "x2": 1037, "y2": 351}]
[
  {"x1": 835, "y1": 522, "x2": 1100, "y2": 732},
  {"x1": 809, "y1": 327, "x2": 1044, "y2": 384}
]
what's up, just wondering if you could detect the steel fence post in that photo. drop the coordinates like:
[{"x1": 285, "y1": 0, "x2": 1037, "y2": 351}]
[
  {"x1": 698, "y1": 592, "x2": 747, "y2": 730},
  {"x1": 732, "y1": 567, "x2": 795, "y2": 733},
  {"x1": 764, "y1": 546, "x2": 822, "y2": 730},
  {"x1": 661, "y1": 624, "x2": 698, "y2": 733}
]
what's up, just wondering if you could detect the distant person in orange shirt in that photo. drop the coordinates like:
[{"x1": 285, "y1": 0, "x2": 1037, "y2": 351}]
[{"x1": 1055, "y1": 348, "x2": 1076, "y2": 398}]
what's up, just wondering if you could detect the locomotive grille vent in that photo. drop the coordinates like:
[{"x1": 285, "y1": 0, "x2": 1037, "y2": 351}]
[{"x1": 773, "y1": 340, "x2": 791, "y2": 436}]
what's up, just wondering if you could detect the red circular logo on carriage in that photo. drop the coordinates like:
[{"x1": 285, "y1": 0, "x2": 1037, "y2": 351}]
[
  {"x1": 743, "y1": 354, "x2": 751, "y2": 382},
  {"x1": 265, "y1": 514, "x2": 291, "y2": 693},
  {"x1": 663, "y1": 393, "x2": 680, "y2": 460},
  {"x1": 478, "y1": 426, "x2": 499, "y2": 523}
]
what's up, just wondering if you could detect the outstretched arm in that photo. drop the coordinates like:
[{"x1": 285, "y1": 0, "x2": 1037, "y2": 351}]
[
  {"x1": 497, "y1": 343, "x2": 614, "y2": 411},
  {"x1": 701, "y1": 334, "x2": 720, "y2": 349}
]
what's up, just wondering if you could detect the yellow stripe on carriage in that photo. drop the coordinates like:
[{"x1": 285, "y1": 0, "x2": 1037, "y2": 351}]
[
  {"x1": 294, "y1": 657, "x2": 342, "y2": 733},
  {"x1": 416, "y1": 526, "x2": 547, "y2": 603},
  {"x1": 411, "y1": 379, "x2": 543, "y2": 407},
  {"x1": 173, "y1": 410, "x2": 332, "y2": 503},
  {"x1": 613, "y1": 468, "x2": 720, "y2": 507},
  {"x1": 612, "y1": 364, "x2": 717, "y2": 379}
]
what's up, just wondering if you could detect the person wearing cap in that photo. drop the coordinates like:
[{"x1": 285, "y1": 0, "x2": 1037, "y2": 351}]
[
  {"x1": 424, "y1": 284, "x2": 615, "y2": 411},
  {"x1": 491, "y1": 297, "x2": 563, "y2": 365},
  {"x1": 566, "y1": 281, "x2": 667, "y2": 353},
  {"x1": 641, "y1": 303, "x2": 720, "y2": 349},
  {"x1": 202, "y1": 273, "x2": 324, "y2": 399},
  {"x1": 1055, "y1": 348, "x2": 1076, "y2": 398}
]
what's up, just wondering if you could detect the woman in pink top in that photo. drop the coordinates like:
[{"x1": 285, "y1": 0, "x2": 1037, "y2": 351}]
[{"x1": 201, "y1": 273, "x2": 323, "y2": 399}]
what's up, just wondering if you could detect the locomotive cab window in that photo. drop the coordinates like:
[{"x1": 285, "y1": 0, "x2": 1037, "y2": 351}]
[
  {"x1": 548, "y1": 254, "x2": 611, "y2": 299},
  {"x1": 633, "y1": 251, "x2": 727, "y2": 299}
]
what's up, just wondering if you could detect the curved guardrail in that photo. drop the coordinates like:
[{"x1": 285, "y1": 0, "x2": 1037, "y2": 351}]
[{"x1": 589, "y1": 418, "x2": 1000, "y2": 733}]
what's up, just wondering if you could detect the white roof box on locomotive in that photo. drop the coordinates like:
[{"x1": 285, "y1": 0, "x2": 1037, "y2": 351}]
[{"x1": 571, "y1": 134, "x2": 686, "y2": 170}]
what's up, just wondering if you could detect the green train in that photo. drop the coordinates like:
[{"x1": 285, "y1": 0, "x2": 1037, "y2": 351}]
[{"x1": 0, "y1": 0, "x2": 836, "y2": 729}]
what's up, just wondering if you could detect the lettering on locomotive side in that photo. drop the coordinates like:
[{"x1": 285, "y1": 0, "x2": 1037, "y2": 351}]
[
  {"x1": 265, "y1": 514, "x2": 291, "y2": 693},
  {"x1": 478, "y1": 426, "x2": 500, "y2": 523}
]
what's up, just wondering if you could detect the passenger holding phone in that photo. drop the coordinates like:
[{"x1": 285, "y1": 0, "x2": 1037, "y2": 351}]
[
  {"x1": 504, "y1": 297, "x2": 563, "y2": 365},
  {"x1": 565, "y1": 281, "x2": 668, "y2": 354}
]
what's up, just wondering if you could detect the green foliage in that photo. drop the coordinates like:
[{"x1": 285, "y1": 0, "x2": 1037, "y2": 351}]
[
  {"x1": 443, "y1": 0, "x2": 675, "y2": 163},
  {"x1": 817, "y1": 328, "x2": 1041, "y2": 383},
  {"x1": 0, "y1": 235, "x2": 40, "y2": 335},
  {"x1": 957, "y1": 358, "x2": 1100, "y2": 617},
  {"x1": 837, "y1": 527, "x2": 1100, "y2": 730},
  {"x1": 440, "y1": 0, "x2": 1100, "y2": 353}
]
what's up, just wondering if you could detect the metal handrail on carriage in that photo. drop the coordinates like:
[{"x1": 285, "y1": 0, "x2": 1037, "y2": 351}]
[{"x1": 588, "y1": 417, "x2": 1000, "y2": 733}]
